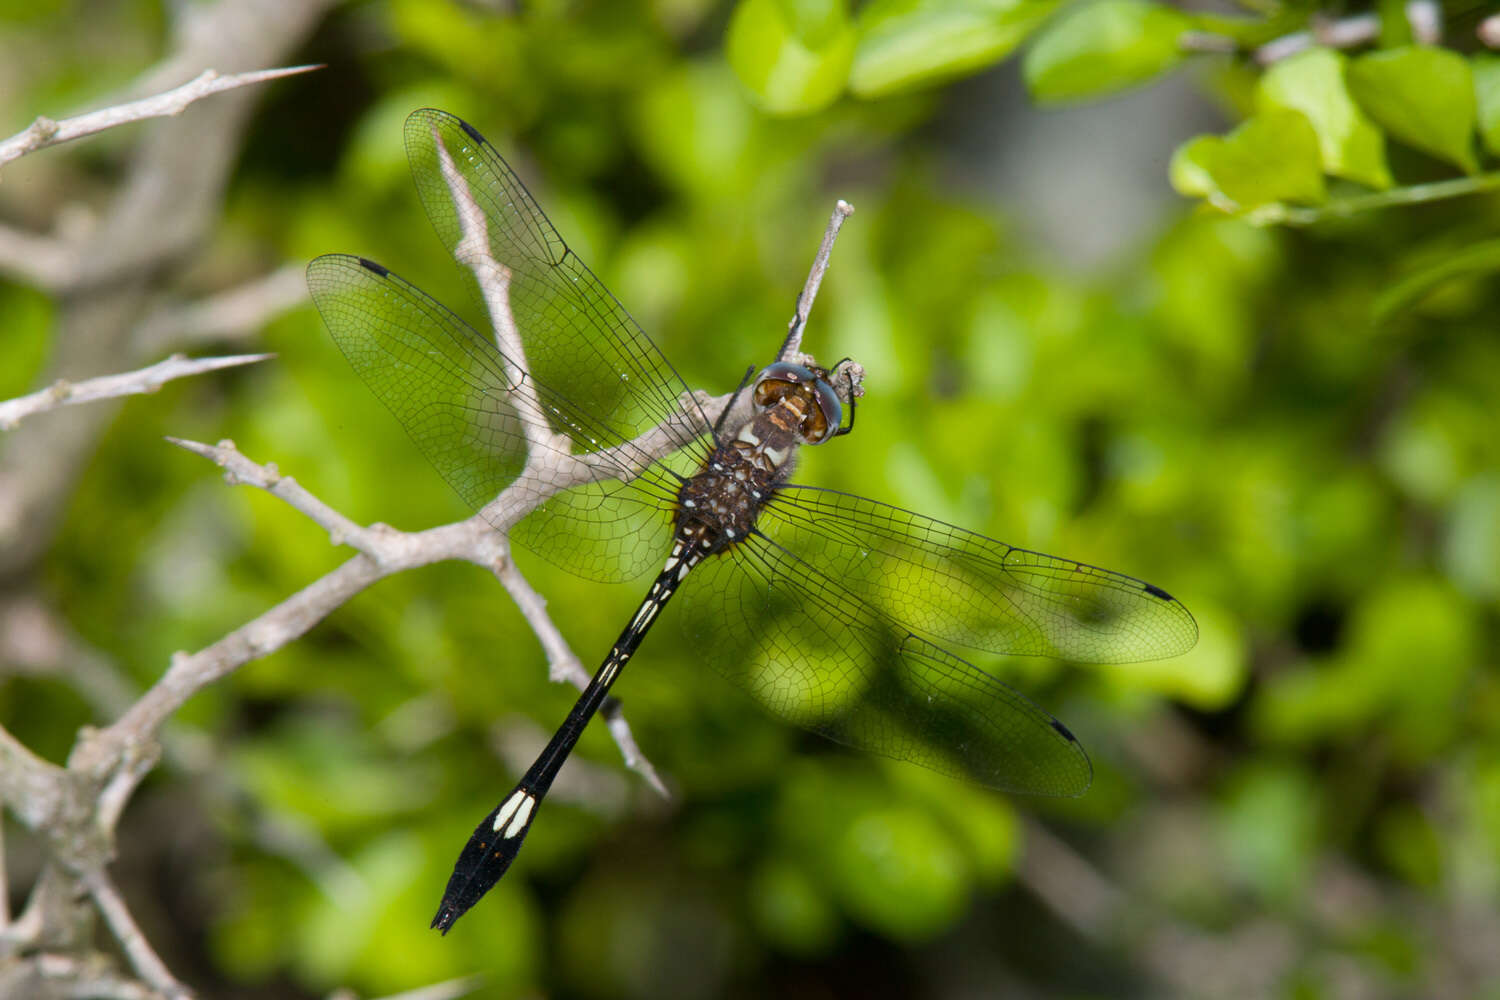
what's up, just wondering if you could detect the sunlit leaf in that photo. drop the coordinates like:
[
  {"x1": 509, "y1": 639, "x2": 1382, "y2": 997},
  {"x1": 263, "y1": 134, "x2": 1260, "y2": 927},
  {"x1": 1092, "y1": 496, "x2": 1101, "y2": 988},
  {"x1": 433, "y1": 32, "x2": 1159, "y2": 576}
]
[
  {"x1": 1346, "y1": 46, "x2": 1478, "y2": 173},
  {"x1": 726, "y1": 0, "x2": 856, "y2": 115},
  {"x1": 1471, "y1": 53, "x2": 1500, "y2": 157},
  {"x1": 1173, "y1": 111, "x2": 1326, "y2": 212},
  {"x1": 1169, "y1": 134, "x2": 1219, "y2": 199},
  {"x1": 1256, "y1": 47, "x2": 1392, "y2": 189},
  {"x1": 851, "y1": 0, "x2": 1062, "y2": 97},
  {"x1": 1022, "y1": 0, "x2": 1191, "y2": 104}
]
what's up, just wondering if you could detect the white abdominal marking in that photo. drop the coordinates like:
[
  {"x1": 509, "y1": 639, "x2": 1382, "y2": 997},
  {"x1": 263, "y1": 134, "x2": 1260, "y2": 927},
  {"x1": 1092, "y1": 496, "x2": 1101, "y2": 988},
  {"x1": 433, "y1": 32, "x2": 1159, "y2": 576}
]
[
  {"x1": 505, "y1": 795, "x2": 535, "y2": 838},
  {"x1": 630, "y1": 597, "x2": 662, "y2": 632},
  {"x1": 598, "y1": 655, "x2": 621, "y2": 686},
  {"x1": 492, "y1": 789, "x2": 537, "y2": 837}
]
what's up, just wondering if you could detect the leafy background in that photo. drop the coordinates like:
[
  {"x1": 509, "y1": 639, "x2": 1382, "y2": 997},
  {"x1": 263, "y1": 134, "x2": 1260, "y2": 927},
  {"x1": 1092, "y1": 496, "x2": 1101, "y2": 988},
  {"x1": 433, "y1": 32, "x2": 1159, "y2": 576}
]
[{"x1": 3, "y1": 1, "x2": 1500, "y2": 998}]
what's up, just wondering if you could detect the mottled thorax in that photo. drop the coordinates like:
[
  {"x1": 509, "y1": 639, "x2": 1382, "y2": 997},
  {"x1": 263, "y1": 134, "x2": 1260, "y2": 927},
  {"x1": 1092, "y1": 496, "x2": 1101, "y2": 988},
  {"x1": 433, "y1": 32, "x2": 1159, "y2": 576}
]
[{"x1": 675, "y1": 392, "x2": 814, "y2": 552}]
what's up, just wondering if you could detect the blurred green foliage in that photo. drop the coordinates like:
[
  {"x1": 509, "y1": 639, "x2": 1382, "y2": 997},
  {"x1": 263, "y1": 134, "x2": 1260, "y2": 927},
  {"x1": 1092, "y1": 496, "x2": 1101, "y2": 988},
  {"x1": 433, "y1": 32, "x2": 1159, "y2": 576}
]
[{"x1": 3, "y1": 1, "x2": 1500, "y2": 999}]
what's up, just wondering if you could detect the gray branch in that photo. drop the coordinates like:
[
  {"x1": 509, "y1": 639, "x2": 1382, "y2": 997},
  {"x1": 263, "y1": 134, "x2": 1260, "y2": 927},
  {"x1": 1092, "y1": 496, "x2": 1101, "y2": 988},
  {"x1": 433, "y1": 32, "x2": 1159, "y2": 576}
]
[
  {"x1": 0, "y1": 353, "x2": 272, "y2": 431},
  {"x1": 65, "y1": 436, "x2": 672, "y2": 798},
  {"x1": 0, "y1": 66, "x2": 318, "y2": 170},
  {"x1": 1, "y1": 32, "x2": 861, "y2": 996}
]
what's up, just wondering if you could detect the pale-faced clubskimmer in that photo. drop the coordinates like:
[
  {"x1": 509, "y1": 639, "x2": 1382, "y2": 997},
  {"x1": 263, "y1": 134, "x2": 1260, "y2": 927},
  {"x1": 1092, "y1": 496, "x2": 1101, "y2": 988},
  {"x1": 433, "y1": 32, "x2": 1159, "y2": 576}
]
[{"x1": 306, "y1": 109, "x2": 1198, "y2": 935}]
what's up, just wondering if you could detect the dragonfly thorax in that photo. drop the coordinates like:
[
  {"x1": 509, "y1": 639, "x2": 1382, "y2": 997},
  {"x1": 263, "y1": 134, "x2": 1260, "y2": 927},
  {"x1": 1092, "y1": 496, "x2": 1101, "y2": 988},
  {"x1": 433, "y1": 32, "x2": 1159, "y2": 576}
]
[{"x1": 674, "y1": 389, "x2": 821, "y2": 553}]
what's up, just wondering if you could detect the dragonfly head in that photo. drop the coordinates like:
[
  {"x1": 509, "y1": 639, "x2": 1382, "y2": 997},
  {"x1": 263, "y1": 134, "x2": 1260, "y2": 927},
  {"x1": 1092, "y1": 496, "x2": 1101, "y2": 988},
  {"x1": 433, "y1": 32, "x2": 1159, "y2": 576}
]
[{"x1": 752, "y1": 362, "x2": 843, "y2": 444}]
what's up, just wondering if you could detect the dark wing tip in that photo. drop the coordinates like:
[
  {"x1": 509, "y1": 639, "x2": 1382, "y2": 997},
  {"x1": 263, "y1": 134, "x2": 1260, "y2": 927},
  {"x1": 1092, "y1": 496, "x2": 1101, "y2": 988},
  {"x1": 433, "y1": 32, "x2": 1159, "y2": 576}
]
[
  {"x1": 1142, "y1": 582, "x2": 1175, "y2": 601},
  {"x1": 356, "y1": 257, "x2": 389, "y2": 277},
  {"x1": 1054, "y1": 722, "x2": 1094, "y2": 798},
  {"x1": 458, "y1": 118, "x2": 485, "y2": 144}
]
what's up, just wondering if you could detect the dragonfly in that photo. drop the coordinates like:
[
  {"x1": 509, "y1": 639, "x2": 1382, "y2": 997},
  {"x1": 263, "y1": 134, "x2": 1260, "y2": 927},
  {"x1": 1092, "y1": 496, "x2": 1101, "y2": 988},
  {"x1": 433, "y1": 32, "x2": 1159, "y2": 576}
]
[{"x1": 306, "y1": 109, "x2": 1198, "y2": 935}]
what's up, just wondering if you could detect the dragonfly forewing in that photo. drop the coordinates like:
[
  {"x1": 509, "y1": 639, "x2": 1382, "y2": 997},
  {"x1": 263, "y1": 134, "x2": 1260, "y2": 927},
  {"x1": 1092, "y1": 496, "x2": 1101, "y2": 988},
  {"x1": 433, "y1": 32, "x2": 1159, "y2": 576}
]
[
  {"x1": 306, "y1": 254, "x2": 692, "y2": 581},
  {"x1": 403, "y1": 109, "x2": 709, "y2": 466}
]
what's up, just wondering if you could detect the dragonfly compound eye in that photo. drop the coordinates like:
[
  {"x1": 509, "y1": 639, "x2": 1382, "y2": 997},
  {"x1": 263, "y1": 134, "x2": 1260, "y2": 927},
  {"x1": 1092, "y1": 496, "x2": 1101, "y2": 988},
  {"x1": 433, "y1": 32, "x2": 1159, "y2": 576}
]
[
  {"x1": 806, "y1": 377, "x2": 843, "y2": 445},
  {"x1": 752, "y1": 362, "x2": 843, "y2": 444}
]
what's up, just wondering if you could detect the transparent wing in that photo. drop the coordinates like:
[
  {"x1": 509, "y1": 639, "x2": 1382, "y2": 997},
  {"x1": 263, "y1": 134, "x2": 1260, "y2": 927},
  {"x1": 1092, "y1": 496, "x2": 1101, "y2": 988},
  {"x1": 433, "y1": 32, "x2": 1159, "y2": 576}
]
[
  {"x1": 757, "y1": 486, "x2": 1199, "y2": 662},
  {"x1": 306, "y1": 254, "x2": 685, "y2": 581},
  {"x1": 678, "y1": 531, "x2": 1093, "y2": 795},
  {"x1": 403, "y1": 109, "x2": 708, "y2": 466}
]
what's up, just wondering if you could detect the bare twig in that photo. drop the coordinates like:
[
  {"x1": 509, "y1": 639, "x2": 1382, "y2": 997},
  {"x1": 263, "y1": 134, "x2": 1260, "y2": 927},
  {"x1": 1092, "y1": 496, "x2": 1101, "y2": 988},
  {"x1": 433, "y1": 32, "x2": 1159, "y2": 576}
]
[
  {"x1": 3, "y1": 64, "x2": 859, "y2": 995},
  {"x1": 66, "y1": 437, "x2": 668, "y2": 793},
  {"x1": 1255, "y1": 1, "x2": 1440, "y2": 64},
  {"x1": 1019, "y1": 817, "x2": 1301, "y2": 998},
  {"x1": 431, "y1": 126, "x2": 572, "y2": 460},
  {"x1": 1407, "y1": 0, "x2": 1442, "y2": 45},
  {"x1": 0, "y1": 354, "x2": 271, "y2": 431},
  {"x1": 778, "y1": 200, "x2": 855, "y2": 363},
  {"x1": 164, "y1": 437, "x2": 380, "y2": 549},
  {"x1": 0, "y1": 3, "x2": 332, "y2": 989},
  {"x1": 600, "y1": 702, "x2": 667, "y2": 797},
  {"x1": 0, "y1": 40, "x2": 329, "y2": 576},
  {"x1": 1256, "y1": 19, "x2": 1373, "y2": 64},
  {"x1": 0, "y1": 725, "x2": 67, "y2": 830},
  {"x1": 0, "y1": 820, "x2": 7, "y2": 931},
  {"x1": 84, "y1": 871, "x2": 191, "y2": 999},
  {"x1": 492, "y1": 559, "x2": 587, "y2": 690},
  {"x1": 0, "y1": 953, "x2": 165, "y2": 1000},
  {"x1": 0, "y1": 65, "x2": 319, "y2": 170}
]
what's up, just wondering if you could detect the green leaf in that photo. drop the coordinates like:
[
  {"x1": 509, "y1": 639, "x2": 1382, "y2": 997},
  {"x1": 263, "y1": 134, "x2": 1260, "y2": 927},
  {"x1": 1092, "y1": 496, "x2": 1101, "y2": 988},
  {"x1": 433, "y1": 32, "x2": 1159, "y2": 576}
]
[
  {"x1": 1169, "y1": 134, "x2": 1219, "y2": 199},
  {"x1": 1346, "y1": 46, "x2": 1478, "y2": 173},
  {"x1": 727, "y1": 0, "x2": 856, "y2": 115},
  {"x1": 1256, "y1": 47, "x2": 1392, "y2": 190},
  {"x1": 1173, "y1": 111, "x2": 1326, "y2": 212},
  {"x1": 850, "y1": 0, "x2": 1062, "y2": 98},
  {"x1": 1022, "y1": 0, "x2": 1191, "y2": 104},
  {"x1": 1471, "y1": 54, "x2": 1500, "y2": 157}
]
